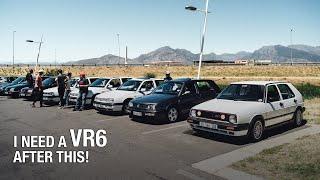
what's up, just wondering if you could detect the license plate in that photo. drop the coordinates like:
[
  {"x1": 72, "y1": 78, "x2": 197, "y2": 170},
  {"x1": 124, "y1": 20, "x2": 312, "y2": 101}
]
[
  {"x1": 20, "y1": 93, "x2": 25, "y2": 96},
  {"x1": 199, "y1": 122, "x2": 217, "y2": 129},
  {"x1": 43, "y1": 97, "x2": 48, "y2": 100},
  {"x1": 133, "y1": 111, "x2": 142, "y2": 116}
]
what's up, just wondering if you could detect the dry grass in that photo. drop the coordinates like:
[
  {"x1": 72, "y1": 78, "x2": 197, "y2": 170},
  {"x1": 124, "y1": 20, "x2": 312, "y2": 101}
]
[
  {"x1": 1, "y1": 65, "x2": 320, "y2": 84},
  {"x1": 304, "y1": 98, "x2": 320, "y2": 124},
  {"x1": 232, "y1": 133, "x2": 320, "y2": 180}
]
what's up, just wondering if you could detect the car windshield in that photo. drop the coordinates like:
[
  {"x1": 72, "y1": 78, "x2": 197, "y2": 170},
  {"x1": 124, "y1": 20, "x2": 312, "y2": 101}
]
[
  {"x1": 117, "y1": 80, "x2": 142, "y2": 91},
  {"x1": 42, "y1": 78, "x2": 55, "y2": 87},
  {"x1": 12, "y1": 77, "x2": 25, "y2": 84},
  {"x1": 90, "y1": 78, "x2": 110, "y2": 87},
  {"x1": 217, "y1": 84, "x2": 265, "y2": 102},
  {"x1": 153, "y1": 81, "x2": 183, "y2": 95}
]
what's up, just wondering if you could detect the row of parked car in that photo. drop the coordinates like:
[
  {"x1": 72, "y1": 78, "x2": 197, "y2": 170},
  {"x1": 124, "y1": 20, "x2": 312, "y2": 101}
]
[{"x1": 0, "y1": 75, "x2": 305, "y2": 141}]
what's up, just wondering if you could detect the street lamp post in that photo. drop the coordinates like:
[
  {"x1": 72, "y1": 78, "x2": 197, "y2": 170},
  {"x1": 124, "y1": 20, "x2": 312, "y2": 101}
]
[
  {"x1": 186, "y1": 0, "x2": 210, "y2": 79},
  {"x1": 290, "y1": 29, "x2": 293, "y2": 65},
  {"x1": 117, "y1": 33, "x2": 120, "y2": 64},
  {"x1": 12, "y1": 31, "x2": 16, "y2": 68},
  {"x1": 26, "y1": 35, "x2": 44, "y2": 70}
]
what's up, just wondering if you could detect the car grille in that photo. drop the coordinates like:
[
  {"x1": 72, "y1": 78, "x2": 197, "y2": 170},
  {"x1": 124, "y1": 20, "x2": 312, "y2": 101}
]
[{"x1": 195, "y1": 110, "x2": 228, "y2": 121}]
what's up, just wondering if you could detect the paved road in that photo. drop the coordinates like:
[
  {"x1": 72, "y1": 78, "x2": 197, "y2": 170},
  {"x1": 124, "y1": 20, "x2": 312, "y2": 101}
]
[{"x1": 0, "y1": 96, "x2": 307, "y2": 180}]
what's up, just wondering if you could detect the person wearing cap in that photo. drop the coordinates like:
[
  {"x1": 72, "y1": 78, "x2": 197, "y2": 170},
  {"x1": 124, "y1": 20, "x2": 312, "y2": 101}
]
[
  {"x1": 63, "y1": 72, "x2": 72, "y2": 108},
  {"x1": 73, "y1": 72, "x2": 89, "y2": 111},
  {"x1": 32, "y1": 69, "x2": 44, "y2": 107},
  {"x1": 55, "y1": 69, "x2": 66, "y2": 108},
  {"x1": 164, "y1": 71, "x2": 172, "y2": 82}
]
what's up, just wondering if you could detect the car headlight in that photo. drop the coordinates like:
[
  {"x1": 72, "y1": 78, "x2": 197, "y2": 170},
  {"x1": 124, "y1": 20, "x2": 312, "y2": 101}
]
[
  {"x1": 190, "y1": 109, "x2": 197, "y2": 117},
  {"x1": 147, "y1": 104, "x2": 156, "y2": 110},
  {"x1": 10, "y1": 88, "x2": 15, "y2": 91},
  {"x1": 128, "y1": 102, "x2": 133, "y2": 107},
  {"x1": 229, "y1": 115, "x2": 237, "y2": 123}
]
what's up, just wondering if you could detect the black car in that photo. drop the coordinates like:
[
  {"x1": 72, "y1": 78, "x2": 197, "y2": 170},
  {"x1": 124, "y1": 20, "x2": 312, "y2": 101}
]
[
  {"x1": 129, "y1": 78, "x2": 221, "y2": 122},
  {"x1": 19, "y1": 76, "x2": 56, "y2": 99},
  {"x1": 6, "y1": 76, "x2": 53, "y2": 98},
  {"x1": 0, "y1": 77, "x2": 26, "y2": 95}
]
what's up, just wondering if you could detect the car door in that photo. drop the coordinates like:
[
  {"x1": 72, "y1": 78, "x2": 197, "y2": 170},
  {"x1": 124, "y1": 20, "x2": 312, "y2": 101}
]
[
  {"x1": 276, "y1": 83, "x2": 297, "y2": 120},
  {"x1": 264, "y1": 84, "x2": 286, "y2": 127},
  {"x1": 178, "y1": 82, "x2": 200, "y2": 114}
]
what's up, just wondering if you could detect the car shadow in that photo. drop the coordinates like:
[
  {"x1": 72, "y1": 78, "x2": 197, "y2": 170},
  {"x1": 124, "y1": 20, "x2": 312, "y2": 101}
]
[
  {"x1": 131, "y1": 116, "x2": 187, "y2": 125},
  {"x1": 97, "y1": 111, "x2": 124, "y2": 116},
  {"x1": 183, "y1": 120, "x2": 308, "y2": 146}
]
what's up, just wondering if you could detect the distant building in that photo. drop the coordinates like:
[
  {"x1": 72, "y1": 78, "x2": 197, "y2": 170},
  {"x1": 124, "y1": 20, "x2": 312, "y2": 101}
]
[
  {"x1": 148, "y1": 60, "x2": 184, "y2": 66},
  {"x1": 193, "y1": 60, "x2": 234, "y2": 66},
  {"x1": 234, "y1": 60, "x2": 249, "y2": 65},
  {"x1": 254, "y1": 60, "x2": 272, "y2": 65}
]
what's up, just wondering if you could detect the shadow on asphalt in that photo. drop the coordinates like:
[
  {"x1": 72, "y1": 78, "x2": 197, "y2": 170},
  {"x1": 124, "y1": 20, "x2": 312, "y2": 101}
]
[
  {"x1": 183, "y1": 120, "x2": 308, "y2": 146},
  {"x1": 97, "y1": 111, "x2": 124, "y2": 116},
  {"x1": 131, "y1": 116, "x2": 188, "y2": 125}
]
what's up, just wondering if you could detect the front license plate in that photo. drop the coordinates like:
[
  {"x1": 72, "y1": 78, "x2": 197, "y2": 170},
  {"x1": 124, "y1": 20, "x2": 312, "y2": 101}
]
[
  {"x1": 199, "y1": 122, "x2": 217, "y2": 129},
  {"x1": 43, "y1": 97, "x2": 48, "y2": 100},
  {"x1": 133, "y1": 111, "x2": 142, "y2": 116},
  {"x1": 20, "y1": 93, "x2": 25, "y2": 96}
]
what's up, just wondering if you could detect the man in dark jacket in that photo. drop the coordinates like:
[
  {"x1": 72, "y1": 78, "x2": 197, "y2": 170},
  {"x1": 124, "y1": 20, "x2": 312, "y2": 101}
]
[
  {"x1": 73, "y1": 72, "x2": 89, "y2": 111},
  {"x1": 164, "y1": 71, "x2": 172, "y2": 82},
  {"x1": 56, "y1": 69, "x2": 66, "y2": 108},
  {"x1": 26, "y1": 69, "x2": 34, "y2": 88}
]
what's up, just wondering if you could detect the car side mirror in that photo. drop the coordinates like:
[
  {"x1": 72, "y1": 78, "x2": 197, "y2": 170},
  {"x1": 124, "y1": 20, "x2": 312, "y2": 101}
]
[
  {"x1": 107, "y1": 84, "x2": 113, "y2": 88},
  {"x1": 182, "y1": 90, "x2": 191, "y2": 96}
]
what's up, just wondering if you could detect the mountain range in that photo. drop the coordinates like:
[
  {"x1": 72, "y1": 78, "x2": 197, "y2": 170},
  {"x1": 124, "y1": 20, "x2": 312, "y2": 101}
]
[{"x1": 65, "y1": 44, "x2": 320, "y2": 65}]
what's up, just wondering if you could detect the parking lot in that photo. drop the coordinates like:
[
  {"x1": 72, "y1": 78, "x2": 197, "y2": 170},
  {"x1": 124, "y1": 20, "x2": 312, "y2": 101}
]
[{"x1": 0, "y1": 96, "x2": 308, "y2": 180}]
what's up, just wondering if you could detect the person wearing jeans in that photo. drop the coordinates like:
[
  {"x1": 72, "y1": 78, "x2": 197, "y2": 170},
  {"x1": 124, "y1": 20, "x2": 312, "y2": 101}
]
[
  {"x1": 63, "y1": 72, "x2": 72, "y2": 108},
  {"x1": 73, "y1": 72, "x2": 89, "y2": 111}
]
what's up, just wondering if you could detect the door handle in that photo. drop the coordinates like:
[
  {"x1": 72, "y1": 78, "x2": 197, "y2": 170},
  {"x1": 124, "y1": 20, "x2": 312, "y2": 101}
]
[
  {"x1": 294, "y1": 99, "x2": 297, "y2": 103},
  {"x1": 280, "y1": 102, "x2": 284, "y2": 107}
]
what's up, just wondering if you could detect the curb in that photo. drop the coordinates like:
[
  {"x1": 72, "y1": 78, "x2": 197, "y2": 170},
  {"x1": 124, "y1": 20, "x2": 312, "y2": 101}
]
[{"x1": 192, "y1": 124, "x2": 320, "y2": 180}]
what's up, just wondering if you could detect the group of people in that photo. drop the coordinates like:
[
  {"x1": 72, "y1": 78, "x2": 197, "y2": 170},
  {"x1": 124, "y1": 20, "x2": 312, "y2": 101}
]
[{"x1": 25, "y1": 69, "x2": 172, "y2": 110}]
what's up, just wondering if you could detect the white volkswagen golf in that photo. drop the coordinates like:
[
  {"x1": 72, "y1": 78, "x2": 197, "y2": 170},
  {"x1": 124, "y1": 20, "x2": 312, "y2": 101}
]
[{"x1": 188, "y1": 81, "x2": 305, "y2": 141}]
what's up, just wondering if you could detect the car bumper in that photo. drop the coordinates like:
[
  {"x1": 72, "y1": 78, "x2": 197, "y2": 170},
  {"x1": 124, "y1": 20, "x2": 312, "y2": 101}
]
[
  {"x1": 20, "y1": 92, "x2": 33, "y2": 97},
  {"x1": 129, "y1": 108, "x2": 166, "y2": 120},
  {"x1": 43, "y1": 96, "x2": 59, "y2": 102},
  {"x1": 69, "y1": 96, "x2": 91, "y2": 105},
  {"x1": 187, "y1": 117, "x2": 249, "y2": 137},
  {"x1": 93, "y1": 101, "x2": 123, "y2": 112}
]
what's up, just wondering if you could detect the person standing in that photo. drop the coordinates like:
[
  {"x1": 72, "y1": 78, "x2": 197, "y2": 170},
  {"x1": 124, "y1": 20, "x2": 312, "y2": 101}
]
[
  {"x1": 164, "y1": 71, "x2": 172, "y2": 82},
  {"x1": 32, "y1": 69, "x2": 44, "y2": 108},
  {"x1": 63, "y1": 72, "x2": 72, "y2": 108},
  {"x1": 73, "y1": 72, "x2": 89, "y2": 111},
  {"x1": 56, "y1": 69, "x2": 66, "y2": 108},
  {"x1": 26, "y1": 69, "x2": 34, "y2": 88}
]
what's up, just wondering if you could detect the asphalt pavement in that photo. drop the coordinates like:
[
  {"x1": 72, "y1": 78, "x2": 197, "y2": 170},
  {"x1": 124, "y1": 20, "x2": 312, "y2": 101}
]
[{"x1": 0, "y1": 96, "x2": 307, "y2": 180}]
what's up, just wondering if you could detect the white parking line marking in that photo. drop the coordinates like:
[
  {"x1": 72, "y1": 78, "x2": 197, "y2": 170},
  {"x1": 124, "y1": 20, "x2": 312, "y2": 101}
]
[
  {"x1": 142, "y1": 123, "x2": 188, "y2": 135},
  {"x1": 176, "y1": 169, "x2": 205, "y2": 180},
  {"x1": 96, "y1": 116, "x2": 127, "y2": 122}
]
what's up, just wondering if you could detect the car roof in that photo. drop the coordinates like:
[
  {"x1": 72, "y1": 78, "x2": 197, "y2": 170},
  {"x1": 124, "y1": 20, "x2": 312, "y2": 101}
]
[
  {"x1": 129, "y1": 78, "x2": 162, "y2": 81},
  {"x1": 231, "y1": 81, "x2": 287, "y2": 86}
]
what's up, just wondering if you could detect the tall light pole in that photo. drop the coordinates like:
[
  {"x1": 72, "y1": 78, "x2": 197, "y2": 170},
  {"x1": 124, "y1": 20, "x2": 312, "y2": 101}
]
[
  {"x1": 186, "y1": 0, "x2": 210, "y2": 79},
  {"x1": 12, "y1": 31, "x2": 16, "y2": 68},
  {"x1": 26, "y1": 35, "x2": 44, "y2": 70},
  {"x1": 290, "y1": 28, "x2": 294, "y2": 65},
  {"x1": 117, "y1": 33, "x2": 120, "y2": 63}
]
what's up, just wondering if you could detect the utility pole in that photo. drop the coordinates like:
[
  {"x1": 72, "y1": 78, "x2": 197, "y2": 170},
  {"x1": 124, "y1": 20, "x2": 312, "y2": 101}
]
[
  {"x1": 290, "y1": 28, "x2": 293, "y2": 65},
  {"x1": 117, "y1": 33, "x2": 120, "y2": 63},
  {"x1": 12, "y1": 31, "x2": 16, "y2": 68},
  {"x1": 125, "y1": 46, "x2": 128, "y2": 65}
]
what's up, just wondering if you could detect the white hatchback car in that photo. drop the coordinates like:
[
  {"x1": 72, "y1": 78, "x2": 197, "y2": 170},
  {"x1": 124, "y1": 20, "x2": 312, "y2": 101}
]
[
  {"x1": 94, "y1": 78, "x2": 164, "y2": 113},
  {"x1": 43, "y1": 77, "x2": 97, "y2": 104},
  {"x1": 188, "y1": 81, "x2": 305, "y2": 141},
  {"x1": 69, "y1": 77, "x2": 131, "y2": 106}
]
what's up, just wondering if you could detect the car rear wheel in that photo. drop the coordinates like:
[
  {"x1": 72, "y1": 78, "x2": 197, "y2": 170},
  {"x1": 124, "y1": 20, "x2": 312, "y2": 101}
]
[
  {"x1": 249, "y1": 119, "x2": 264, "y2": 142},
  {"x1": 293, "y1": 109, "x2": 303, "y2": 127},
  {"x1": 167, "y1": 107, "x2": 178, "y2": 122}
]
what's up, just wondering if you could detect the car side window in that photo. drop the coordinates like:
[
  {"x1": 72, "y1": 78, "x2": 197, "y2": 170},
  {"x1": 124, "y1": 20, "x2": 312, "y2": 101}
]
[
  {"x1": 267, "y1": 85, "x2": 281, "y2": 102},
  {"x1": 110, "y1": 79, "x2": 121, "y2": 88},
  {"x1": 121, "y1": 78, "x2": 130, "y2": 83},
  {"x1": 277, "y1": 84, "x2": 295, "y2": 100},
  {"x1": 140, "y1": 81, "x2": 154, "y2": 91},
  {"x1": 89, "y1": 78, "x2": 98, "y2": 84},
  {"x1": 196, "y1": 81, "x2": 211, "y2": 92},
  {"x1": 183, "y1": 82, "x2": 197, "y2": 95},
  {"x1": 155, "y1": 80, "x2": 164, "y2": 86}
]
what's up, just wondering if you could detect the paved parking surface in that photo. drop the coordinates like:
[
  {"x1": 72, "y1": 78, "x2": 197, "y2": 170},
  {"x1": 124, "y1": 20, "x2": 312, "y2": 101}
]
[{"x1": 0, "y1": 96, "x2": 308, "y2": 180}]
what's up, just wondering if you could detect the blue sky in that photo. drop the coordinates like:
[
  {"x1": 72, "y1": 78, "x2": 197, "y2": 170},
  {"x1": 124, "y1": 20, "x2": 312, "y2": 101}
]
[{"x1": 0, "y1": 0, "x2": 319, "y2": 63}]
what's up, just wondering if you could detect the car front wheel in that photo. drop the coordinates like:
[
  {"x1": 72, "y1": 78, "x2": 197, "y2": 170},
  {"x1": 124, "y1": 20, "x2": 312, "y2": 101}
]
[
  {"x1": 167, "y1": 107, "x2": 179, "y2": 122},
  {"x1": 249, "y1": 119, "x2": 264, "y2": 142}
]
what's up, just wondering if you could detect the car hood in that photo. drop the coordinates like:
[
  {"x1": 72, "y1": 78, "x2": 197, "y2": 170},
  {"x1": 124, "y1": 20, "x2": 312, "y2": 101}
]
[
  {"x1": 88, "y1": 87, "x2": 111, "y2": 94},
  {"x1": 193, "y1": 99, "x2": 264, "y2": 116},
  {"x1": 6, "y1": 83, "x2": 28, "y2": 89},
  {"x1": 133, "y1": 93, "x2": 178, "y2": 104},
  {"x1": 97, "y1": 90, "x2": 141, "y2": 101}
]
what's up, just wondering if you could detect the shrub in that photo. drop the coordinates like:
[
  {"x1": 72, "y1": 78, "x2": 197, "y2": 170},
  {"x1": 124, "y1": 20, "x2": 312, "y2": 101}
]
[
  {"x1": 144, "y1": 72, "x2": 156, "y2": 78},
  {"x1": 296, "y1": 83, "x2": 320, "y2": 99}
]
